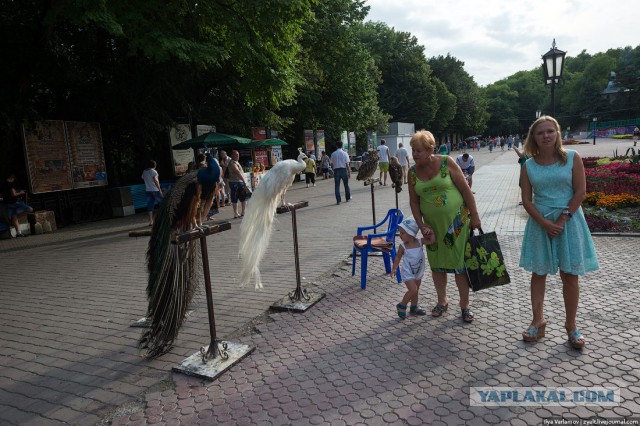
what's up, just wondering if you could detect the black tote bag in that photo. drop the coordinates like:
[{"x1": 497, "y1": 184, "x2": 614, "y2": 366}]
[{"x1": 464, "y1": 228, "x2": 510, "y2": 292}]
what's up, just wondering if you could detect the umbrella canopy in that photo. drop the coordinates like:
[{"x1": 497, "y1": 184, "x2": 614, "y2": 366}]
[
  {"x1": 246, "y1": 138, "x2": 288, "y2": 148},
  {"x1": 172, "y1": 132, "x2": 252, "y2": 150}
]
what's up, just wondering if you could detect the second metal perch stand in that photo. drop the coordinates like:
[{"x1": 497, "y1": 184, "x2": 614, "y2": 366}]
[{"x1": 271, "y1": 201, "x2": 325, "y2": 312}]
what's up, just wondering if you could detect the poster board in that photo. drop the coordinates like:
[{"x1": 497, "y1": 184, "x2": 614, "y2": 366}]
[
  {"x1": 252, "y1": 127, "x2": 267, "y2": 140},
  {"x1": 304, "y1": 129, "x2": 314, "y2": 153},
  {"x1": 22, "y1": 120, "x2": 74, "y2": 193},
  {"x1": 348, "y1": 131, "x2": 356, "y2": 156},
  {"x1": 316, "y1": 130, "x2": 325, "y2": 157},
  {"x1": 254, "y1": 148, "x2": 269, "y2": 168},
  {"x1": 65, "y1": 121, "x2": 108, "y2": 189},
  {"x1": 170, "y1": 124, "x2": 193, "y2": 176},
  {"x1": 271, "y1": 146, "x2": 283, "y2": 165},
  {"x1": 196, "y1": 124, "x2": 216, "y2": 136}
]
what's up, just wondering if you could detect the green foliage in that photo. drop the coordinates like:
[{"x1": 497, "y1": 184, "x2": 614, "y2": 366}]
[
  {"x1": 0, "y1": 0, "x2": 314, "y2": 183},
  {"x1": 281, "y1": 0, "x2": 383, "y2": 144},
  {"x1": 429, "y1": 78, "x2": 457, "y2": 134},
  {"x1": 481, "y1": 45, "x2": 640, "y2": 137},
  {"x1": 357, "y1": 22, "x2": 437, "y2": 130},
  {"x1": 428, "y1": 55, "x2": 489, "y2": 136}
]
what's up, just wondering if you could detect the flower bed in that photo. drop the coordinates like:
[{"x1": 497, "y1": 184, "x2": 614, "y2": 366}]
[
  {"x1": 562, "y1": 139, "x2": 590, "y2": 145},
  {"x1": 582, "y1": 156, "x2": 640, "y2": 232}
]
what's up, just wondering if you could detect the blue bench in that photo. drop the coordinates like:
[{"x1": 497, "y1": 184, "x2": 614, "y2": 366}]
[{"x1": 116, "y1": 182, "x2": 175, "y2": 210}]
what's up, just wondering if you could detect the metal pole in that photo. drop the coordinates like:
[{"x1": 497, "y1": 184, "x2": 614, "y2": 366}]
[
  {"x1": 551, "y1": 84, "x2": 556, "y2": 117},
  {"x1": 370, "y1": 182, "x2": 376, "y2": 228},
  {"x1": 291, "y1": 207, "x2": 303, "y2": 299},
  {"x1": 593, "y1": 120, "x2": 597, "y2": 145},
  {"x1": 199, "y1": 236, "x2": 219, "y2": 359}
]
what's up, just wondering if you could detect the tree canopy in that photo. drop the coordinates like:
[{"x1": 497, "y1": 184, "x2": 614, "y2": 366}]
[{"x1": 2, "y1": 0, "x2": 637, "y2": 185}]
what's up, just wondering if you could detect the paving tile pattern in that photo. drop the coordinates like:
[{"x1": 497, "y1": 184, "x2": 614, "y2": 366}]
[
  {"x1": 111, "y1": 234, "x2": 640, "y2": 425},
  {"x1": 1, "y1": 138, "x2": 638, "y2": 424}
]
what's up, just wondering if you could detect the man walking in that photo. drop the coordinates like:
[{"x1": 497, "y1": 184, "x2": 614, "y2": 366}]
[
  {"x1": 395, "y1": 142, "x2": 410, "y2": 184},
  {"x1": 330, "y1": 142, "x2": 351, "y2": 204},
  {"x1": 455, "y1": 152, "x2": 476, "y2": 188},
  {"x1": 377, "y1": 139, "x2": 390, "y2": 186}
]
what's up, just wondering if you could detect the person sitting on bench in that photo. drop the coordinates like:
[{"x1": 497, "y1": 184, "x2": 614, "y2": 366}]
[{"x1": 0, "y1": 174, "x2": 33, "y2": 238}]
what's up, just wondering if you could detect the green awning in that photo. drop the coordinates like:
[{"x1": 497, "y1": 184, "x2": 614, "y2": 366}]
[
  {"x1": 172, "y1": 132, "x2": 252, "y2": 150},
  {"x1": 246, "y1": 138, "x2": 288, "y2": 148}
]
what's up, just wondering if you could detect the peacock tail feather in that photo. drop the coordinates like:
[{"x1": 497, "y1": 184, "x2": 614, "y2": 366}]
[{"x1": 139, "y1": 173, "x2": 202, "y2": 358}]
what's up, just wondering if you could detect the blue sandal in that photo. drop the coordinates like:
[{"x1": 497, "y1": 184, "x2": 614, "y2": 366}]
[
  {"x1": 396, "y1": 303, "x2": 407, "y2": 319},
  {"x1": 522, "y1": 322, "x2": 546, "y2": 342},
  {"x1": 566, "y1": 326, "x2": 585, "y2": 349},
  {"x1": 410, "y1": 305, "x2": 427, "y2": 316}
]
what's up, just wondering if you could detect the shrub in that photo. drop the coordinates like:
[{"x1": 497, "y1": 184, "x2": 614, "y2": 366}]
[{"x1": 584, "y1": 215, "x2": 623, "y2": 232}]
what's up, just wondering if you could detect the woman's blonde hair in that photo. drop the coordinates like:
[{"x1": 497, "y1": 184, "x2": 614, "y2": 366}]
[
  {"x1": 524, "y1": 116, "x2": 567, "y2": 164},
  {"x1": 410, "y1": 130, "x2": 436, "y2": 150}
]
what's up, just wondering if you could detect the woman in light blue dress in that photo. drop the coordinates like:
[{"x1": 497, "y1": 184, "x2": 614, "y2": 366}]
[{"x1": 519, "y1": 116, "x2": 598, "y2": 349}]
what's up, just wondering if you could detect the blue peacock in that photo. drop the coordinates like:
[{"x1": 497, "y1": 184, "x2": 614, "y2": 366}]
[{"x1": 139, "y1": 152, "x2": 220, "y2": 358}]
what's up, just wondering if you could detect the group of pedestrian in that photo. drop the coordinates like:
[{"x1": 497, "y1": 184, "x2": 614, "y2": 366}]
[
  {"x1": 144, "y1": 148, "x2": 253, "y2": 225},
  {"x1": 390, "y1": 116, "x2": 598, "y2": 350}
]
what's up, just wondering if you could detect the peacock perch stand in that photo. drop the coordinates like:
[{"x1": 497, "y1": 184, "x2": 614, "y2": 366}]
[
  {"x1": 130, "y1": 223, "x2": 255, "y2": 380},
  {"x1": 363, "y1": 177, "x2": 381, "y2": 228},
  {"x1": 392, "y1": 184, "x2": 400, "y2": 210},
  {"x1": 271, "y1": 201, "x2": 326, "y2": 312}
]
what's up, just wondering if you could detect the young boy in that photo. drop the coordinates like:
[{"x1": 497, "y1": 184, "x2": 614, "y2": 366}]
[{"x1": 391, "y1": 218, "x2": 435, "y2": 319}]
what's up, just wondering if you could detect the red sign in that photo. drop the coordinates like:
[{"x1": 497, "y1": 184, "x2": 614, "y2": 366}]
[
  {"x1": 252, "y1": 127, "x2": 267, "y2": 140},
  {"x1": 254, "y1": 148, "x2": 269, "y2": 167}
]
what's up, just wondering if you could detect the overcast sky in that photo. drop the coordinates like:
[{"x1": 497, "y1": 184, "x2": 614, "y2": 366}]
[{"x1": 365, "y1": 0, "x2": 638, "y2": 86}]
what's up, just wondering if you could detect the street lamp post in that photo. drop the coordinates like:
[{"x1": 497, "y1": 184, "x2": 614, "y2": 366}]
[
  {"x1": 541, "y1": 39, "x2": 566, "y2": 117},
  {"x1": 593, "y1": 117, "x2": 597, "y2": 145}
]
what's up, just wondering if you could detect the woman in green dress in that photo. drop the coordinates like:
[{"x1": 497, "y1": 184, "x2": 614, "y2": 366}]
[{"x1": 408, "y1": 130, "x2": 482, "y2": 322}]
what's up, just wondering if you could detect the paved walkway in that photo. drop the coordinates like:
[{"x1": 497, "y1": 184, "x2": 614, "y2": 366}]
[{"x1": 0, "y1": 138, "x2": 639, "y2": 425}]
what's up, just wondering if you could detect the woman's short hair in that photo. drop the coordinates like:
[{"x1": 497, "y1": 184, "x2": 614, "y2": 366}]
[
  {"x1": 410, "y1": 130, "x2": 436, "y2": 150},
  {"x1": 147, "y1": 160, "x2": 157, "y2": 169}
]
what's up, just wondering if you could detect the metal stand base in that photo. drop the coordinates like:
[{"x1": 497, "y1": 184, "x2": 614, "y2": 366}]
[
  {"x1": 130, "y1": 317, "x2": 152, "y2": 328},
  {"x1": 271, "y1": 291, "x2": 325, "y2": 312},
  {"x1": 173, "y1": 342, "x2": 255, "y2": 380}
]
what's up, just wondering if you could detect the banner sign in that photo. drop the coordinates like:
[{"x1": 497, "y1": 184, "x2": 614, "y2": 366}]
[
  {"x1": 22, "y1": 120, "x2": 74, "y2": 194},
  {"x1": 65, "y1": 121, "x2": 108, "y2": 189},
  {"x1": 304, "y1": 129, "x2": 314, "y2": 153},
  {"x1": 254, "y1": 148, "x2": 269, "y2": 168},
  {"x1": 196, "y1": 124, "x2": 216, "y2": 136},
  {"x1": 316, "y1": 130, "x2": 325, "y2": 157},
  {"x1": 169, "y1": 124, "x2": 193, "y2": 176},
  {"x1": 348, "y1": 131, "x2": 356, "y2": 155},
  {"x1": 271, "y1": 146, "x2": 283, "y2": 165},
  {"x1": 252, "y1": 127, "x2": 267, "y2": 140}
]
